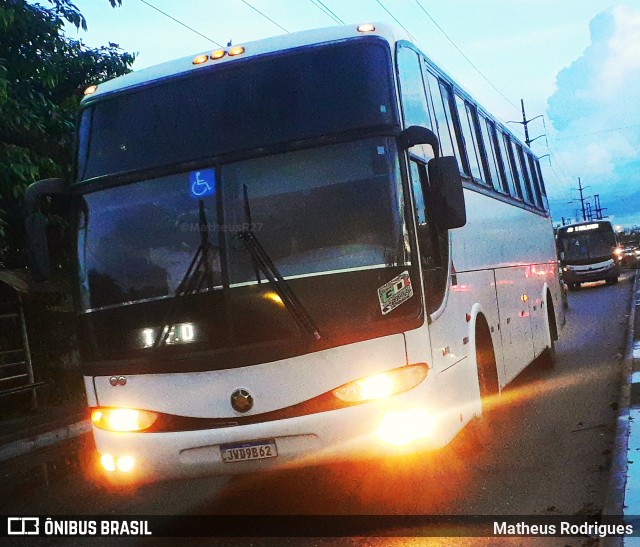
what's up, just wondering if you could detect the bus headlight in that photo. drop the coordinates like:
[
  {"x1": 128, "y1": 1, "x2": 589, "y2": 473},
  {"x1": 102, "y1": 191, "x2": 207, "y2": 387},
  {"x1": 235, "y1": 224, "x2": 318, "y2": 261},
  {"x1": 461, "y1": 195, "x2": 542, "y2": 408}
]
[
  {"x1": 91, "y1": 408, "x2": 158, "y2": 432},
  {"x1": 332, "y1": 364, "x2": 428, "y2": 403}
]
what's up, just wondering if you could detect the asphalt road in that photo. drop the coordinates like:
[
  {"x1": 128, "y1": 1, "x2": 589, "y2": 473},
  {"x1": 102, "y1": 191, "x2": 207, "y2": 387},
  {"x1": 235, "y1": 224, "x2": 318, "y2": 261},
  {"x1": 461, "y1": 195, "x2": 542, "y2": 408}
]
[{"x1": 2, "y1": 272, "x2": 634, "y2": 545}]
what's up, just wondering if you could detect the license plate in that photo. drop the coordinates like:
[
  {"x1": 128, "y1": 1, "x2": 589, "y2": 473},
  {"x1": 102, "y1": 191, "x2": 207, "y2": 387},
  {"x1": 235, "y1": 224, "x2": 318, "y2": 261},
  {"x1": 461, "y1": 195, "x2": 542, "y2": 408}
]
[{"x1": 220, "y1": 439, "x2": 278, "y2": 463}]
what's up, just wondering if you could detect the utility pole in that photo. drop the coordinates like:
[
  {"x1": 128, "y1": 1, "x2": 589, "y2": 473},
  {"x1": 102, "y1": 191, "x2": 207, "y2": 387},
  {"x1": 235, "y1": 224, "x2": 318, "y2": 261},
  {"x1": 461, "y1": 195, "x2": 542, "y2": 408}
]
[
  {"x1": 576, "y1": 177, "x2": 588, "y2": 221},
  {"x1": 520, "y1": 99, "x2": 530, "y2": 146},
  {"x1": 585, "y1": 202, "x2": 593, "y2": 221},
  {"x1": 508, "y1": 100, "x2": 545, "y2": 147},
  {"x1": 593, "y1": 194, "x2": 607, "y2": 220}
]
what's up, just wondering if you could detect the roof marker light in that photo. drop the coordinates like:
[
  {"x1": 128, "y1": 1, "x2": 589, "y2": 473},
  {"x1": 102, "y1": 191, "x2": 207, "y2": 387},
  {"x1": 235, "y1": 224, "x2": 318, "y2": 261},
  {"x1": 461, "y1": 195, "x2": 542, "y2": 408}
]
[
  {"x1": 357, "y1": 23, "x2": 376, "y2": 33},
  {"x1": 192, "y1": 54, "x2": 208, "y2": 65},
  {"x1": 210, "y1": 49, "x2": 226, "y2": 60},
  {"x1": 228, "y1": 45, "x2": 245, "y2": 56},
  {"x1": 84, "y1": 85, "x2": 98, "y2": 96}
]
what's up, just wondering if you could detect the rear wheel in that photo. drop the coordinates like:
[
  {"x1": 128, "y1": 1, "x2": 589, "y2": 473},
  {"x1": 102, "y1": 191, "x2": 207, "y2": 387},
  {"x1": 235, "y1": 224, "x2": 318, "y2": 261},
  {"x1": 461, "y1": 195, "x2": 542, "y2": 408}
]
[{"x1": 540, "y1": 293, "x2": 557, "y2": 371}]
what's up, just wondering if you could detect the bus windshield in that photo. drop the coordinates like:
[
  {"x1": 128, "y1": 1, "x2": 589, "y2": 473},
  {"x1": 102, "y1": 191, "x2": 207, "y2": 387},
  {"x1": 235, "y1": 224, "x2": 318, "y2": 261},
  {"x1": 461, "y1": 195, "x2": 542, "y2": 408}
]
[
  {"x1": 77, "y1": 39, "x2": 397, "y2": 181},
  {"x1": 76, "y1": 138, "x2": 416, "y2": 363}
]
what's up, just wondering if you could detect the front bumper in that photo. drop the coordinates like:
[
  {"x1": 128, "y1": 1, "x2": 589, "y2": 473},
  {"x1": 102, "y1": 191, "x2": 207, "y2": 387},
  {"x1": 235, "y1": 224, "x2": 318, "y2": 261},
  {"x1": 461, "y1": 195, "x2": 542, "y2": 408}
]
[
  {"x1": 91, "y1": 387, "x2": 458, "y2": 485},
  {"x1": 563, "y1": 263, "x2": 619, "y2": 284}
]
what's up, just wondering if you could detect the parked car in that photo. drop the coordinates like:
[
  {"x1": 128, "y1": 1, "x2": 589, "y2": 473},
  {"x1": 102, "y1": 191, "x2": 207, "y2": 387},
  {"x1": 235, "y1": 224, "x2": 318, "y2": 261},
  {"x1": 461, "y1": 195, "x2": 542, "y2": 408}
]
[{"x1": 620, "y1": 246, "x2": 640, "y2": 268}]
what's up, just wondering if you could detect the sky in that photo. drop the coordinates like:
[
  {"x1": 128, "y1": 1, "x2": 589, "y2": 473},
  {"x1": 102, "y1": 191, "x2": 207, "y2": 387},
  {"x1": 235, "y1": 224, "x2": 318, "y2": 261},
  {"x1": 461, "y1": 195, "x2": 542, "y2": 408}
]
[{"x1": 63, "y1": 0, "x2": 640, "y2": 228}]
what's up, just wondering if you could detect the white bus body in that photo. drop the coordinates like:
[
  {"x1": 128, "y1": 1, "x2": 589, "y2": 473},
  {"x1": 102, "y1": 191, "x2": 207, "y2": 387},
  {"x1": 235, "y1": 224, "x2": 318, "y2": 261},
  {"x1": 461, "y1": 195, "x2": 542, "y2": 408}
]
[{"x1": 70, "y1": 23, "x2": 563, "y2": 484}]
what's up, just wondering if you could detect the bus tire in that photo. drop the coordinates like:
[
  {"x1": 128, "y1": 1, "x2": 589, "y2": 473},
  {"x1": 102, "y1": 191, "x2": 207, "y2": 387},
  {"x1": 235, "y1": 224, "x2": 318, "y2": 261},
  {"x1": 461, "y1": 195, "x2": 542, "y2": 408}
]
[
  {"x1": 540, "y1": 291, "x2": 557, "y2": 371},
  {"x1": 459, "y1": 317, "x2": 500, "y2": 455},
  {"x1": 475, "y1": 317, "x2": 500, "y2": 427}
]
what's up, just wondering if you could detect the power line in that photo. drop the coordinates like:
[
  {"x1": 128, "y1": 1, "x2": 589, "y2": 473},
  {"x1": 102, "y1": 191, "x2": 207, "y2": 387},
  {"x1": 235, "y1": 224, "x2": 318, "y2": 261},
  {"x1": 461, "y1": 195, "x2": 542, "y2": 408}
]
[
  {"x1": 240, "y1": 0, "x2": 289, "y2": 33},
  {"x1": 404, "y1": 1, "x2": 572, "y2": 189},
  {"x1": 410, "y1": 0, "x2": 519, "y2": 114},
  {"x1": 375, "y1": 0, "x2": 418, "y2": 43},
  {"x1": 553, "y1": 122, "x2": 640, "y2": 141},
  {"x1": 308, "y1": 0, "x2": 344, "y2": 25},
  {"x1": 138, "y1": 0, "x2": 224, "y2": 48}
]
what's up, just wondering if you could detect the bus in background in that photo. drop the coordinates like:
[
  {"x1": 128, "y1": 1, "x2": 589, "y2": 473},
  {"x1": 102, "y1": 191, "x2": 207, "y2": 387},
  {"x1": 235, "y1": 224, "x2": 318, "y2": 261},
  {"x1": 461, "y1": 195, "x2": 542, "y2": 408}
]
[
  {"x1": 26, "y1": 23, "x2": 563, "y2": 484},
  {"x1": 556, "y1": 220, "x2": 620, "y2": 290}
]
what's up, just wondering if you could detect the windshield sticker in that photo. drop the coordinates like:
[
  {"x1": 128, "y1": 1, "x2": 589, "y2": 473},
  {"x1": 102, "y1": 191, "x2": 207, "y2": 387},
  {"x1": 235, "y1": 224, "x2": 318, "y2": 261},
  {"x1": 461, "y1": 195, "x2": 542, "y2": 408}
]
[
  {"x1": 378, "y1": 271, "x2": 413, "y2": 315},
  {"x1": 189, "y1": 169, "x2": 216, "y2": 199}
]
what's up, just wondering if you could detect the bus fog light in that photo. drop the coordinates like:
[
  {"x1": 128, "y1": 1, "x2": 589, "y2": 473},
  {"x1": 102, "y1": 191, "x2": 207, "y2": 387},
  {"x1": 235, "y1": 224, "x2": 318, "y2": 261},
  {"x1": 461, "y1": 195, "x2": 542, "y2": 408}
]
[
  {"x1": 377, "y1": 409, "x2": 435, "y2": 446},
  {"x1": 116, "y1": 456, "x2": 135, "y2": 473},
  {"x1": 100, "y1": 454, "x2": 116, "y2": 472}
]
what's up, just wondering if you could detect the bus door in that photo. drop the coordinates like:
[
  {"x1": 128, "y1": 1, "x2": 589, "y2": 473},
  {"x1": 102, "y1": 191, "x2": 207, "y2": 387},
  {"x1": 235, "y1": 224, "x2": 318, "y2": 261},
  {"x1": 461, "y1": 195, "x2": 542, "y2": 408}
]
[
  {"x1": 494, "y1": 266, "x2": 535, "y2": 383},
  {"x1": 408, "y1": 159, "x2": 475, "y2": 419}
]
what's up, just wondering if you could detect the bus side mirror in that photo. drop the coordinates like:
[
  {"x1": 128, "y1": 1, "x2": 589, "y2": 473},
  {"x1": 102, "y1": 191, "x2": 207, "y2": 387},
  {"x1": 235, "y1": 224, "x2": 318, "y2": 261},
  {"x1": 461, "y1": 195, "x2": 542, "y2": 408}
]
[
  {"x1": 25, "y1": 178, "x2": 65, "y2": 282},
  {"x1": 427, "y1": 156, "x2": 466, "y2": 229},
  {"x1": 397, "y1": 126, "x2": 440, "y2": 157}
]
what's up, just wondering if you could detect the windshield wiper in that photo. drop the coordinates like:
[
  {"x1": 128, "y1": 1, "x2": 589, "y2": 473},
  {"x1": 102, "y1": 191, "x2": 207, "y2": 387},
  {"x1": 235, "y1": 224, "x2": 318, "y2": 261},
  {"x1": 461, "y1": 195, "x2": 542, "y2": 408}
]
[
  {"x1": 239, "y1": 184, "x2": 321, "y2": 342},
  {"x1": 154, "y1": 199, "x2": 217, "y2": 347}
]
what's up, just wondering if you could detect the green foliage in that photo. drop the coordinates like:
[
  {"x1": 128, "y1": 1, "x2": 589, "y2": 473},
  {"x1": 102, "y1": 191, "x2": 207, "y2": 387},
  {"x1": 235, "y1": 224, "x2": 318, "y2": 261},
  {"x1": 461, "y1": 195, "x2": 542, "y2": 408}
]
[{"x1": 0, "y1": 0, "x2": 134, "y2": 267}]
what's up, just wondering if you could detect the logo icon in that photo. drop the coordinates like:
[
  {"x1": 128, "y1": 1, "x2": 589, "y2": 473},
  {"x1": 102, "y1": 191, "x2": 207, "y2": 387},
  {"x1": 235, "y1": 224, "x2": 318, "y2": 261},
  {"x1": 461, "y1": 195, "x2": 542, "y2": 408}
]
[
  {"x1": 7, "y1": 517, "x2": 39, "y2": 535},
  {"x1": 230, "y1": 389, "x2": 254, "y2": 413},
  {"x1": 189, "y1": 169, "x2": 216, "y2": 199}
]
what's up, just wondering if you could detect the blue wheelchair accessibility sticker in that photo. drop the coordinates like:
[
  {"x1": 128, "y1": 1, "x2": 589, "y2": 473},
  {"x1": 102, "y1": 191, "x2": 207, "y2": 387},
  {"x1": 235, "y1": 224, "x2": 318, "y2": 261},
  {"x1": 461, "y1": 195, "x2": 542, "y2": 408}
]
[{"x1": 189, "y1": 169, "x2": 216, "y2": 199}]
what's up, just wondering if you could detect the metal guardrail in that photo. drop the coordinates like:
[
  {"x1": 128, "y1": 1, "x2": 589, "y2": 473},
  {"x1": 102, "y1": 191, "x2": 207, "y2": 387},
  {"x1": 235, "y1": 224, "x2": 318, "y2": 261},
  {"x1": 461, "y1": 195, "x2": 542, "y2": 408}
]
[{"x1": 0, "y1": 294, "x2": 40, "y2": 408}]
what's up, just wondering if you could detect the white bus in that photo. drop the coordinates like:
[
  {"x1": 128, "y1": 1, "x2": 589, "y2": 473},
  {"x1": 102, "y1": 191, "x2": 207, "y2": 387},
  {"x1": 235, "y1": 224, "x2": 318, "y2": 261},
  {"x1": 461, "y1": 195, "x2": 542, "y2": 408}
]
[
  {"x1": 27, "y1": 23, "x2": 563, "y2": 483},
  {"x1": 556, "y1": 220, "x2": 620, "y2": 289}
]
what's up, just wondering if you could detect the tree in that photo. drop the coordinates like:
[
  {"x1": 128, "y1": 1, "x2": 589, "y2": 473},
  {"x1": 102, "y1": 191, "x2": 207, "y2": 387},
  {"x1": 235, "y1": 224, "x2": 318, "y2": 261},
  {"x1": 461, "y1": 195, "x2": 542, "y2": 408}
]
[{"x1": 0, "y1": 0, "x2": 134, "y2": 267}]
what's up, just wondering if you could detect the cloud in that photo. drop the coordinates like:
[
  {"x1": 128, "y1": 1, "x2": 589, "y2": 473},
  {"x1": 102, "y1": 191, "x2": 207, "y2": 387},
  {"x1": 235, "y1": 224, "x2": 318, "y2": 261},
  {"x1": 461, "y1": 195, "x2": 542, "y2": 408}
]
[{"x1": 545, "y1": 5, "x2": 640, "y2": 225}]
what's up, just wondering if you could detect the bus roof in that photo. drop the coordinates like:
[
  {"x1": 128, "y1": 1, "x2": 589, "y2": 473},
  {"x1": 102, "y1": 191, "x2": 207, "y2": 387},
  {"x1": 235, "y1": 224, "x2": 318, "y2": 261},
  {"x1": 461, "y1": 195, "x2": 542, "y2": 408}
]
[{"x1": 80, "y1": 23, "x2": 404, "y2": 105}]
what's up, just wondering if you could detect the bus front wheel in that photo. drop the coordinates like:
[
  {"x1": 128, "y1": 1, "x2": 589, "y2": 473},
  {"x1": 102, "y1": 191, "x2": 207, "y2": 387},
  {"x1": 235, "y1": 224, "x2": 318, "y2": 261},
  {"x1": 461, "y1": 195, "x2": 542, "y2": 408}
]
[{"x1": 475, "y1": 318, "x2": 500, "y2": 431}]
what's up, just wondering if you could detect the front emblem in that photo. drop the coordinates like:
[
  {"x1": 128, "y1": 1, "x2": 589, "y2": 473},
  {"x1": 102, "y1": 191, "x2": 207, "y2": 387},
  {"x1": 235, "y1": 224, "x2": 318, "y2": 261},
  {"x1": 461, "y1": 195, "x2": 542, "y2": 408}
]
[{"x1": 231, "y1": 388, "x2": 254, "y2": 413}]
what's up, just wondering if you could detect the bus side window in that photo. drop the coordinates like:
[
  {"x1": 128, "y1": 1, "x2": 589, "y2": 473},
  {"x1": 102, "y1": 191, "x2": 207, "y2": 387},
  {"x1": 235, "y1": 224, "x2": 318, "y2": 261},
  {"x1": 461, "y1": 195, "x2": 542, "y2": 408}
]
[
  {"x1": 515, "y1": 144, "x2": 535, "y2": 205},
  {"x1": 396, "y1": 46, "x2": 432, "y2": 131},
  {"x1": 533, "y1": 158, "x2": 550, "y2": 211},
  {"x1": 527, "y1": 154, "x2": 545, "y2": 210},
  {"x1": 454, "y1": 94, "x2": 483, "y2": 182},
  {"x1": 479, "y1": 116, "x2": 504, "y2": 192},
  {"x1": 497, "y1": 132, "x2": 522, "y2": 200},
  {"x1": 409, "y1": 159, "x2": 448, "y2": 314},
  {"x1": 424, "y1": 71, "x2": 458, "y2": 161},
  {"x1": 507, "y1": 139, "x2": 527, "y2": 201}
]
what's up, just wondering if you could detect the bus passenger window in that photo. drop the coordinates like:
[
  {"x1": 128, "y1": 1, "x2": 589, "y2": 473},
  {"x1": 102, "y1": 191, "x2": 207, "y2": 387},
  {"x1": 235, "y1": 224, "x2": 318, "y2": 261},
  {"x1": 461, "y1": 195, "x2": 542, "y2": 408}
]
[
  {"x1": 515, "y1": 145, "x2": 535, "y2": 205},
  {"x1": 396, "y1": 47, "x2": 432, "y2": 131},
  {"x1": 479, "y1": 116, "x2": 503, "y2": 192},
  {"x1": 527, "y1": 155, "x2": 544, "y2": 209},
  {"x1": 424, "y1": 72, "x2": 458, "y2": 161},
  {"x1": 455, "y1": 95, "x2": 483, "y2": 182},
  {"x1": 497, "y1": 133, "x2": 522, "y2": 200}
]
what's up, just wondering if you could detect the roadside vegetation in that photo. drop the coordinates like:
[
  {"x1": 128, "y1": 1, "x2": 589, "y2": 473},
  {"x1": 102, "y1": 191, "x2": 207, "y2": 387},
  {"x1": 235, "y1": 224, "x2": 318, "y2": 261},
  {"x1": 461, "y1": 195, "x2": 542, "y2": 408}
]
[{"x1": 0, "y1": 0, "x2": 134, "y2": 407}]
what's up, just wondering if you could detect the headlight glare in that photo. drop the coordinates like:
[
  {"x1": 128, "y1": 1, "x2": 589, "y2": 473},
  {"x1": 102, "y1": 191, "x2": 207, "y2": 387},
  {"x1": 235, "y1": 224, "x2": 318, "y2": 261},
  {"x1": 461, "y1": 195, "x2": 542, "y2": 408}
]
[
  {"x1": 332, "y1": 364, "x2": 428, "y2": 403},
  {"x1": 91, "y1": 408, "x2": 158, "y2": 432}
]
